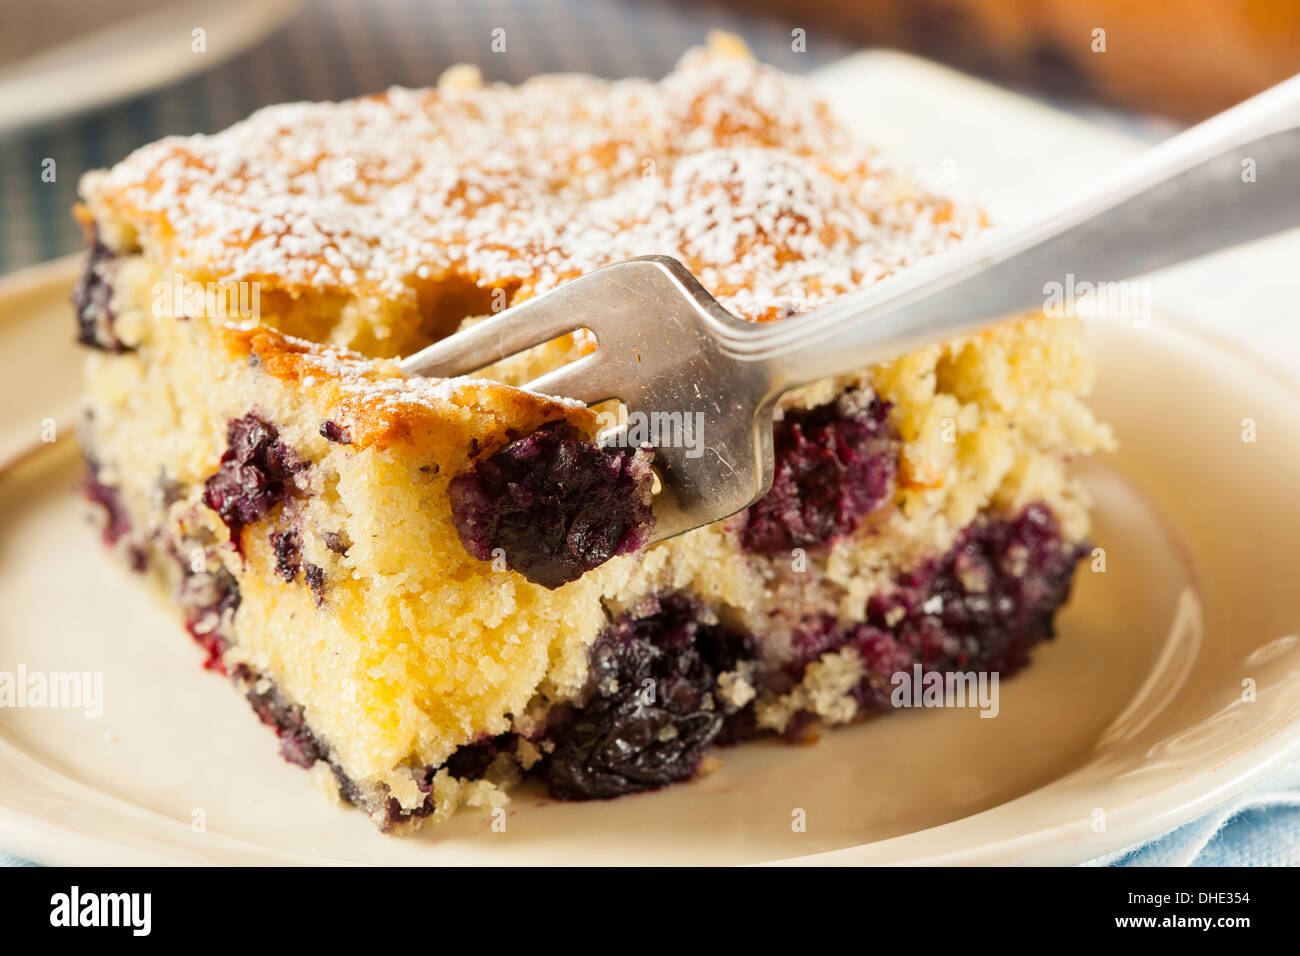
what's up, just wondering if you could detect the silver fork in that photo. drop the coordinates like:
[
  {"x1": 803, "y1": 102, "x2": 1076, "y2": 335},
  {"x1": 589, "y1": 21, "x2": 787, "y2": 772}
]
[{"x1": 403, "y1": 74, "x2": 1300, "y2": 545}]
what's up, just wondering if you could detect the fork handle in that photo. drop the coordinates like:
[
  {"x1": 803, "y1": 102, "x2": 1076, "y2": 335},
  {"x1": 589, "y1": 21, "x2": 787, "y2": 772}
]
[{"x1": 737, "y1": 73, "x2": 1300, "y2": 395}]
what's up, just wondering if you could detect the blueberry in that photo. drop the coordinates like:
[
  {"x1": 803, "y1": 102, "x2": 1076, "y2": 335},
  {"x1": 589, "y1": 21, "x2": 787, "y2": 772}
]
[
  {"x1": 176, "y1": 562, "x2": 241, "y2": 673},
  {"x1": 741, "y1": 396, "x2": 897, "y2": 554},
  {"x1": 443, "y1": 734, "x2": 514, "y2": 781},
  {"x1": 319, "y1": 420, "x2": 351, "y2": 444},
  {"x1": 272, "y1": 529, "x2": 301, "y2": 582},
  {"x1": 303, "y1": 563, "x2": 326, "y2": 606},
  {"x1": 321, "y1": 531, "x2": 350, "y2": 554},
  {"x1": 870, "y1": 502, "x2": 1086, "y2": 678},
  {"x1": 447, "y1": 422, "x2": 655, "y2": 589},
  {"x1": 72, "y1": 235, "x2": 130, "y2": 352},
  {"x1": 81, "y1": 456, "x2": 132, "y2": 546},
  {"x1": 784, "y1": 504, "x2": 1086, "y2": 716},
  {"x1": 244, "y1": 677, "x2": 326, "y2": 769},
  {"x1": 545, "y1": 593, "x2": 753, "y2": 799},
  {"x1": 202, "y1": 414, "x2": 305, "y2": 549}
]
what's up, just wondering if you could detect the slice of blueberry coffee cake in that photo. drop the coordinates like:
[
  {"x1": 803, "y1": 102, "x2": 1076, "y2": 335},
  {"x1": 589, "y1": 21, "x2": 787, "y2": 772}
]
[{"x1": 73, "y1": 33, "x2": 1113, "y2": 832}]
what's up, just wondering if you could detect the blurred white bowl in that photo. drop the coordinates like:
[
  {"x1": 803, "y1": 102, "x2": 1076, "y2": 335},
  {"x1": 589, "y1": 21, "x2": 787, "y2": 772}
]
[{"x1": 0, "y1": 0, "x2": 297, "y2": 135}]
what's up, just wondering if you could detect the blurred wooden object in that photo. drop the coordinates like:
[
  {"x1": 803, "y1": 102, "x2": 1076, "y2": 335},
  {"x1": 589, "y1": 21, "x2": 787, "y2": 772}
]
[{"x1": 724, "y1": 0, "x2": 1300, "y2": 120}]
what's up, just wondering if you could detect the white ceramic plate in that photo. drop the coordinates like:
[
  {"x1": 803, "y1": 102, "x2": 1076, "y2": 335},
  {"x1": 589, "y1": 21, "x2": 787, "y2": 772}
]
[
  {"x1": 2, "y1": 53, "x2": 1299, "y2": 866},
  {"x1": 0, "y1": 0, "x2": 297, "y2": 135}
]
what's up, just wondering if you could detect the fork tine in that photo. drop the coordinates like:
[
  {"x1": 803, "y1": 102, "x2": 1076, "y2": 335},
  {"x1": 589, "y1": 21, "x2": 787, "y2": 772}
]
[
  {"x1": 399, "y1": 292, "x2": 585, "y2": 378},
  {"x1": 520, "y1": 353, "x2": 619, "y2": 405}
]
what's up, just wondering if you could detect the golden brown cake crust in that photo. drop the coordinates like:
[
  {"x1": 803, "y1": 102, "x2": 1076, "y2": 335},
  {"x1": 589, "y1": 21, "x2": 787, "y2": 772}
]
[
  {"x1": 219, "y1": 324, "x2": 594, "y2": 452},
  {"x1": 80, "y1": 35, "x2": 982, "y2": 326}
]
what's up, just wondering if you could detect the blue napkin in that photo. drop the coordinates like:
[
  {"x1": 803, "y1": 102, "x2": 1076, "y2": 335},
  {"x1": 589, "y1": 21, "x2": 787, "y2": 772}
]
[{"x1": 1092, "y1": 761, "x2": 1300, "y2": 867}]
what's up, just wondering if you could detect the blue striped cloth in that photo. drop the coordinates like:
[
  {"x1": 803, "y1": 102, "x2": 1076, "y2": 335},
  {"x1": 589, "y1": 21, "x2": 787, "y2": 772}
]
[
  {"x1": 1091, "y1": 763, "x2": 1300, "y2": 867},
  {"x1": 1, "y1": 0, "x2": 1296, "y2": 867}
]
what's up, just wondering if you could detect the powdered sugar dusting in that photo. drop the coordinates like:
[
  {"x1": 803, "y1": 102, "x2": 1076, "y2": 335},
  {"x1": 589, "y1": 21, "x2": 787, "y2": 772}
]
[{"x1": 85, "y1": 43, "x2": 982, "y2": 322}]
